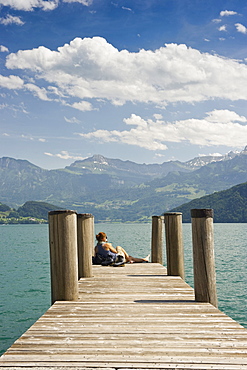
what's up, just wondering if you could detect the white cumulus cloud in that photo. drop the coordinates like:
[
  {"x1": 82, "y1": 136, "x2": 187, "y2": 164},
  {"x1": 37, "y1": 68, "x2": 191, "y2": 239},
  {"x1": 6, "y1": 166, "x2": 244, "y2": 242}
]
[
  {"x1": 212, "y1": 19, "x2": 221, "y2": 23},
  {"x1": 0, "y1": 45, "x2": 9, "y2": 52},
  {"x1": 0, "y1": 74, "x2": 24, "y2": 89},
  {"x1": 63, "y1": 0, "x2": 92, "y2": 4},
  {"x1": 153, "y1": 113, "x2": 163, "y2": 120},
  {"x1": 0, "y1": 74, "x2": 57, "y2": 102},
  {"x1": 122, "y1": 6, "x2": 132, "y2": 12},
  {"x1": 220, "y1": 10, "x2": 238, "y2": 17},
  {"x1": 70, "y1": 101, "x2": 94, "y2": 111},
  {"x1": 235, "y1": 23, "x2": 247, "y2": 34},
  {"x1": 205, "y1": 109, "x2": 247, "y2": 123},
  {"x1": 0, "y1": 104, "x2": 8, "y2": 109},
  {"x1": 199, "y1": 152, "x2": 222, "y2": 157},
  {"x1": 64, "y1": 116, "x2": 81, "y2": 123},
  {"x1": 25, "y1": 83, "x2": 51, "y2": 101},
  {"x1": 44, "y1": 150, "x2": 86, "y2": 160},
  {"x1": 0, "y1": 0, "x2": 59, "y2": 11},
  {"x1": 0, "y1": 14, "x2": 25, "y2": 25},
  {"x1": 0, "y1": 0, "x2": 92, "y2": 11},
  {"x1": 218, "y1": 25, "x2": 227, "y2": 32},
  {"x1": 78, "y1": 110, "x2": 247, "y2": 150},
  {"x1": 4, "y1": 37, "x2": 247, "y2": 108}
]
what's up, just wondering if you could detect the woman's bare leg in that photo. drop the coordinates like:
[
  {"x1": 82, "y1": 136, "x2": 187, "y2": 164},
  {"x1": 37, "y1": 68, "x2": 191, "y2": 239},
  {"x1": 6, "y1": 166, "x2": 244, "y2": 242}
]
[
  {"x1": 116, "y1": 246, "x2": 150, "y2": 263},
  {"x1": 128, "y1": 254, "x2": 150, "y2": 263}
]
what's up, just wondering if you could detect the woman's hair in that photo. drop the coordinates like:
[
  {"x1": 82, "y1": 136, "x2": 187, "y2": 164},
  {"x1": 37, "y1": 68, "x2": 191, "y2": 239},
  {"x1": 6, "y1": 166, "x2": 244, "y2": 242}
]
[{"x1": 96, "y1": 232, "x2": 107, "y2": 242}]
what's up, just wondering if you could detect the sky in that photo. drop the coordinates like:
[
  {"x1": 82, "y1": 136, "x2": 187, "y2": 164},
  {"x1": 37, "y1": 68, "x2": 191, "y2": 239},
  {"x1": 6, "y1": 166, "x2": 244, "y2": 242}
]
[{"x1": 0, "y1": 0, "x2": 247, "y2": 169}]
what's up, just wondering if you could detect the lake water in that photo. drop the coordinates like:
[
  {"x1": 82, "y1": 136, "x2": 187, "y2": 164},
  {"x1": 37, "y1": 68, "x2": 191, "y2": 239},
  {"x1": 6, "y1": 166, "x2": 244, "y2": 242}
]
[{"x1": 0, "y1": 223, "x2": 246, "y2": 356}]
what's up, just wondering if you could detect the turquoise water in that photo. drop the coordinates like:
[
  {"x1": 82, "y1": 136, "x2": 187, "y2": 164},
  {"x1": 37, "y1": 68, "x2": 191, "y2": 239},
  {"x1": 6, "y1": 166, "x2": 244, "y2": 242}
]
[{"x1": 0, "y1": 223, "x2": 246, "y2": 356}]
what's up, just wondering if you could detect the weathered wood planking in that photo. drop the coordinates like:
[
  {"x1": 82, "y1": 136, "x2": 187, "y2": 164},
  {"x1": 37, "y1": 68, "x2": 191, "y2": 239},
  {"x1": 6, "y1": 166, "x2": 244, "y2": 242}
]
[{"x1": 1, "y1": 263, "x2": 247, "y2": 369}]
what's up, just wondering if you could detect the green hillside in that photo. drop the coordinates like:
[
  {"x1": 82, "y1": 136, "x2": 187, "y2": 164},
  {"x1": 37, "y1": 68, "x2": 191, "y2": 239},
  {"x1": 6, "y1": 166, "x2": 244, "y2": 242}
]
[
  {"x1": 0, "y1": 201, "x2": 62, "y2": 224},
  {"x1": 17, "y1": 201, "x2": 63, "y2": 220},
  {"x1": 0, "y1": 202, "x2": 11, "y2": 212},
  {"x1": 170, "y1": 182, "x2": 247, "y2": 223}
]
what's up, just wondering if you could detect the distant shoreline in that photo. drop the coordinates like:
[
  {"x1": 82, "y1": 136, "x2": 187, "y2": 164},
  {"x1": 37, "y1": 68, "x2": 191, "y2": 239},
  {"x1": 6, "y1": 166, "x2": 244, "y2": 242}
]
[
  {"x1": 0, "y1": 218, "x2": 48, "y2": 225},
  {"x1": 1, "y1": 219, "x2": 246, "y2": 225}
]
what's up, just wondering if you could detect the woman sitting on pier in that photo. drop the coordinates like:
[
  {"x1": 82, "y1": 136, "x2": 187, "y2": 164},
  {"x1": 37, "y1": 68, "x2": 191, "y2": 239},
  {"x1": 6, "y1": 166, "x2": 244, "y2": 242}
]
[{"x1": 94, "y1": 232, "x2": 150, "y2": 265}]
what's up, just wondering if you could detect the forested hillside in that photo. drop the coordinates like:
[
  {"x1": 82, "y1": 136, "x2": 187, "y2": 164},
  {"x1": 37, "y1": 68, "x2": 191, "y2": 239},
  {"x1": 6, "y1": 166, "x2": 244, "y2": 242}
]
[
  {"x1": 171, "y1": 182, "x2": 247, "y2": 223},
  {"x1": 0, "y1": 201, "x2": 62, "y2": 224}
]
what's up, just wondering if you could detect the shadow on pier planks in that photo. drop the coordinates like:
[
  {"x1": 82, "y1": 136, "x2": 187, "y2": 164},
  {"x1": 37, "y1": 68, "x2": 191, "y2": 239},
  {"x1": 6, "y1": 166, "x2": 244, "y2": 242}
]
[{"x1": 1, "y1": 263, "x2": 247, "y2": 369}]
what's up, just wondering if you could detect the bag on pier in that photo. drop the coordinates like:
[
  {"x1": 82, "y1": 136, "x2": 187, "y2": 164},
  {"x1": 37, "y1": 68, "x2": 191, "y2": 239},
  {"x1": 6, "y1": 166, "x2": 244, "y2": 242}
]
[
  {"x1": 92, "y1": 253, "x2": 124, "y2": 266},
  {"x1": 92, "y1": 254, "x2": 114, "y2": 266},
  {"x1": 92, "y1": 253, "x2": 105, "y2": 265},
  {"x1": 101, "y1": 255, "x2": 115, "y2": 266}
]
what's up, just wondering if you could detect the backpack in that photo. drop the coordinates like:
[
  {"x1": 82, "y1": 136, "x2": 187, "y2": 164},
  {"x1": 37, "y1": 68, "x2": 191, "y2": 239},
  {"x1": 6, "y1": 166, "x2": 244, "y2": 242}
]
[{"x1": 92, "y1": 254, "x2": 114, "y2": 266}]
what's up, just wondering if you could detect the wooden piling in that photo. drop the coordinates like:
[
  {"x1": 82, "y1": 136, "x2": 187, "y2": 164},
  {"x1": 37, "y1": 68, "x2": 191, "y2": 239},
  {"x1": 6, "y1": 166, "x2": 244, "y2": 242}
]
[
  {"x1": 164, "y1": 212, "x2": 185, "y2": 279},
  {"x1": 151, "y1": 215, "x2": 164, "y2": 264},
  {"x1": 191, "y1": 209, "x2": 218, "y2": 308},
  {"x1": 77, "y1": 213, "x2": 94, "y2": 278},
  {"x1": 48, "y1": 210, "x2": 78, "y2": 304}
]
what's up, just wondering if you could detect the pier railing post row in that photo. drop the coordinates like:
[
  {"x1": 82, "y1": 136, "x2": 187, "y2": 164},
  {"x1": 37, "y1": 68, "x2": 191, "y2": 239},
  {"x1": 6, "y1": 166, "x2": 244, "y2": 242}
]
[
  {"x1": 163, "y1": 212, "x2": 185, "y2": 280},
  {"x1": 48, "y1": 210, "x2": 79, "y2": 305},
  {"x1": 191, "y1": 209, "x2": 218, "y2": 308},
  {"x1": 77, "y1": 213, "x2": 94, "y2": 279},
  {"x1": 151, "y1": 215, "x2": 164, "y2": 264}
]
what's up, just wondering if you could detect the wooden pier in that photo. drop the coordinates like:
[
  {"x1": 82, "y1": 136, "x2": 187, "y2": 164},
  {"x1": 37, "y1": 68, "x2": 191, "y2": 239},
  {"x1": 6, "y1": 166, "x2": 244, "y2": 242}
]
[
  {"x1": 1, "y1": 263, "x2": 247, "y2": 369},
  {"x1": 1, "y1": 210, "x2": 247, "y2": 368}
]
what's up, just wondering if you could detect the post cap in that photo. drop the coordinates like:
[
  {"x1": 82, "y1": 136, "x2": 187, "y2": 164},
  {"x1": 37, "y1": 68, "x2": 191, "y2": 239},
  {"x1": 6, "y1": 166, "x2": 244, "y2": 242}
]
[
  {"x1": 77, "y1": 213, "x2": 94, "y2": 219},
  {"x1": 48, "y1": 210, "x2": 77, "y2": 216},
  {"x1": 191, "y1": 209, "x2": 214, "y2": 218},
  {"x1": 163, "y1": 212, "x2": 182, "y2": 216}
]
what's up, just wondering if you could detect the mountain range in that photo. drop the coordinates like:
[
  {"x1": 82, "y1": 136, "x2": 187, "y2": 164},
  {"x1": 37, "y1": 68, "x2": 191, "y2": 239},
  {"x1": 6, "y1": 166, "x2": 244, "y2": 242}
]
[{"x1": 0, "y1": 146, "x2": 246, "y2": 222}]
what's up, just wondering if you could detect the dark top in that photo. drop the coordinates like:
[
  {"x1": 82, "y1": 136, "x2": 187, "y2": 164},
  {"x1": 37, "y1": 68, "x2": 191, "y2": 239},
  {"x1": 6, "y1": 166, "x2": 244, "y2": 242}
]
[{"x1": 96, "y1": 242, "x2": 117, "y2": 260}]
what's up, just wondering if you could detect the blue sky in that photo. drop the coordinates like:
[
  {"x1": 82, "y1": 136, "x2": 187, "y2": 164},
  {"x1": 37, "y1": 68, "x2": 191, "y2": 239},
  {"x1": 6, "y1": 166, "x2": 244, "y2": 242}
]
[{"x1": 0, "y1": 0, "x2": 247, "y2": 169}]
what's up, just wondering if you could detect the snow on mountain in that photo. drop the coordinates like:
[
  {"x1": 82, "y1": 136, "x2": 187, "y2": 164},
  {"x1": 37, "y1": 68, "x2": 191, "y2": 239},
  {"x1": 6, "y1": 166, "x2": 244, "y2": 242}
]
[{"x1": 185, "y1": 148, "x2": 244, "y2": 168}]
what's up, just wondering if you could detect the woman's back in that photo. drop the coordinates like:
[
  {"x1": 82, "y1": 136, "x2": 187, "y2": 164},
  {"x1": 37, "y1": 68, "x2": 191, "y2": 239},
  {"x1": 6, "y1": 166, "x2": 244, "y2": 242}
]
[{"x1": 96, "y1": 242, "x2": 116, "y2": 259}]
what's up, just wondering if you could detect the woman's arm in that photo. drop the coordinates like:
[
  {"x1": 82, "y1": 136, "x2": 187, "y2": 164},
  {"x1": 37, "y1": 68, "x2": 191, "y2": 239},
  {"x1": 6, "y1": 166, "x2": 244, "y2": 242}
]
[{"x1": 103, "y1": 242, "x2": 117, "y2": 254}]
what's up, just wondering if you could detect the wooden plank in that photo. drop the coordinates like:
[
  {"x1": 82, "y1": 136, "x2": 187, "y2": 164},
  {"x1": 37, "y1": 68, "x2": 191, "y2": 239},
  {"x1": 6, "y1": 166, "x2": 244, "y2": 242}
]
[
  {"x1": 2, "y1": 354, "x2": 247, "y2": 364},
  {"x1": 7, "y1": 343, "x2": 247, "y2": 352},
  {"x1": 0, "y1": 363, "x2": 246, "y2": 370}
]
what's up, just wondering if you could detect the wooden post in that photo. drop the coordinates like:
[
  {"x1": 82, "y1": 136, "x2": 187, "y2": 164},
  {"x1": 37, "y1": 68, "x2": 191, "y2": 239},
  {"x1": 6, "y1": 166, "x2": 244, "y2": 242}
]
[
  {"x1": 48, "y1": 210, "x2": 78, "y2": 304},
  {"x1": 151, "y1": 216, "x2": 164, "y2": 264},
  {"x1": 77, "y1": 213, "x2": 94, "y2": 278},
  {"x1": 191, "y1": 209, "x2": 218, "y2": 307},
  {"x1": 164, "y1": 212, "x2": 185, "y2": 279}
]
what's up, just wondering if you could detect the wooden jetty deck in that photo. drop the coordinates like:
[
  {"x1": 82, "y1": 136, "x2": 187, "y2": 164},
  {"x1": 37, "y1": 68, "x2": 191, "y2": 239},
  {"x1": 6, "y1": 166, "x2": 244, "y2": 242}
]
[{"x1": 1, "y1": 263, "x2": 247, "y2": 369}]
